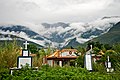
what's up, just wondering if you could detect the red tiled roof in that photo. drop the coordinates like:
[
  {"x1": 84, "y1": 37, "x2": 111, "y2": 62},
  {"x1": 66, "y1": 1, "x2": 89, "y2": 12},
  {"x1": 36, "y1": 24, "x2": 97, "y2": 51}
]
[
  {"x1": 47, "y1": 49, "x2": 78, "y2": 58},
  {"x1": 61, "y1": 49, "x2": 77, "y2": 52}
]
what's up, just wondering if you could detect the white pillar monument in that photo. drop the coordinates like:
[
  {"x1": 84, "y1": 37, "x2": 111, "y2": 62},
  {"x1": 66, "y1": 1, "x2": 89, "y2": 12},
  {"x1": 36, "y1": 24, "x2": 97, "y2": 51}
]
[
  {"x1": 85, "y1": 45, "x2": 93, "y2": 71},
  {"x1": 106, "y1": 56, "x2": 114, "y2": 72},
  {"x1": 59, "y1": 61, "x2": 62, "y2": 67}
]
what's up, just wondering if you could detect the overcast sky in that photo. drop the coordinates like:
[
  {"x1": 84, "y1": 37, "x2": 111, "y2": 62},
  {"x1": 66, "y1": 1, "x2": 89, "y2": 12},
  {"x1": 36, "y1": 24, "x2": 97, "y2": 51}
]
[{"x1": 0, "y1": 0, "x2": 120, "y2": 24}]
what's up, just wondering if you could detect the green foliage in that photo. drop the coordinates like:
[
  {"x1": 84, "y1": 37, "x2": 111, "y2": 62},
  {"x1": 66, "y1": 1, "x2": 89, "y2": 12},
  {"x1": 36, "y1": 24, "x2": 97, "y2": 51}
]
[
  {"x1": 98, "y1": 50, "x2": 120, "y2": 72},
  {"x1": 93, "y1": 47, "x2": 100, "y2": 54},
  {"x1": 94, "y1": 41, "x2": 103, "y2": 49},
  {"x1": 76, "y1": 46, "x2": 85, "y2": 55},
  {"x1": 87, "y1": 41, "x2": 113, "y2": 51},
  {"x1": 28, "y1": 44, "x2": 39, "y2": 54},
  {"x1": 0, "y1": 40, "x2": 20, "y2": 80},
  {"x1": 99, "y1": 50, "x2": 117, "y2": 63},
  {"x1": 76, "y1": 56, "x2": 84, "y2": 68},
  {"x1": 38, "y1": 48, "x2": 46, "y2": 56},
  {"x1": 112, "y1": 43, "x2": 120, "y2": 53},
  {"x1": 92, "y1": 63, "x2": 106, "y2": 73},
  {"x1": 109, "y1": 53, "x2": 120, "y2": 72},
  {"x1": 104, "y1": 44, "x2": 112, "y2": 50},
  {"x1": 33, "y1": 46, "x2": 53, "y2": 67},
  {"x1": 0, "y1": 68, "x2": 11, "y2": 80},
  {"x1": 105, "y1": 50, "x2": 116, "y2": 56},
  {"x1": 0, "y1": 40, "x2": 19, "y2": 68},
  {"x1": 1, "y1": 65, "x2": 120, "y2": 80}
]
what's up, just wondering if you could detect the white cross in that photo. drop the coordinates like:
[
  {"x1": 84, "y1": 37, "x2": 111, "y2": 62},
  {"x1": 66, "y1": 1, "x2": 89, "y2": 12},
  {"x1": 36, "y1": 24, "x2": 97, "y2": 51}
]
[{"x1": 23, "y1": 41, "x2": 29, "y2": 50}]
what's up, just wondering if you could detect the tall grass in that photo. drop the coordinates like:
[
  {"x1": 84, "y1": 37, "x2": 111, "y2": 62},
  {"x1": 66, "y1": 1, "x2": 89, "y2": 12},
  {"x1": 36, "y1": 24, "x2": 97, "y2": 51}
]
[{"x1": 0, "y1": 40, "x2": 20, "y2": 68}]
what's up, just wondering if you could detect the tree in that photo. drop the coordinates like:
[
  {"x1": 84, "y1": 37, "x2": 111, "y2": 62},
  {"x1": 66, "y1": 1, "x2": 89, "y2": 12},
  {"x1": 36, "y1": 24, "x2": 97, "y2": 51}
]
[
  {"x1": 33, "y1": 45, "x2": 53, "y2": 67},
  {"x1": 94, "y1": 41, "x2": 103, "y2": 49},
  {"x1": 28, "y1": 44, "x2": 38, "y2": 54},
  {"x1": 76, "y1": 56, "x2": 84, "y2": 68},
  {"x1": 77, "y1": 46, "x2": 85, "y2": 55},
  {"x1": 112, "y1": 43, "x2": 120, "y2": 53},
  {"x1": 93, "y1": 47, "x2": 100, "y2": 55},
  {"x1": 105, "y1": 50, "x2": 116, "y2": 56},
  {"x1": 104, "y1": 44, "x2": 112, "y2": 50},
  {"x1": 0, "y1": 40, "x2": 19, "y2": 68}
]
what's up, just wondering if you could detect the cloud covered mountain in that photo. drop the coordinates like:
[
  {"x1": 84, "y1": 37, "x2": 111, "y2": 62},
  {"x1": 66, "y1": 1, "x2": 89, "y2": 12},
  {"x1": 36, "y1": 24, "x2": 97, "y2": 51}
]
[
  {"x1": 0, "y1": 16, "x2": 120, "y2": 48},
  {"x1": 92, "y1": 21, "x2": 120, "y2": 45}
]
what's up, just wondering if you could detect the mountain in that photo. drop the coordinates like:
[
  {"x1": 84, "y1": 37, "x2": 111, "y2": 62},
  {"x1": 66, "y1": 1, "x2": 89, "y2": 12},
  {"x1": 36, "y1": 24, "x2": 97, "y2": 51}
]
[
  {"x1": 41, "y1": 16, "x2": 120, "y2": 43},
  {"x1": 91, "y1": 22, "x2": 120, "y2": 44},
  {"x1": 0, "y1": 25, "x2": 51, "y2": 47},
  {"x1": 63, "y1": 38, "x2": 82, "y2": 48},
  {"x1": 0, "y1": 33, "x2": 44, "y2": 48},
  {"x1": 0, "y1": 16, "x2": 120, "y2": 48}
]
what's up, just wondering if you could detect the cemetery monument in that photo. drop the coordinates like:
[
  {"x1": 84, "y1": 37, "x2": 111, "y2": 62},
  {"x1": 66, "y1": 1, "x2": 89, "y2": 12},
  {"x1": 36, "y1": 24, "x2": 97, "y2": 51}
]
[
  {"x1": 10, "y1": 41, "x2": 32, "y2": 74},
  {"x1": 84, "y1": 45, "x2": 93, "y2": 71}
]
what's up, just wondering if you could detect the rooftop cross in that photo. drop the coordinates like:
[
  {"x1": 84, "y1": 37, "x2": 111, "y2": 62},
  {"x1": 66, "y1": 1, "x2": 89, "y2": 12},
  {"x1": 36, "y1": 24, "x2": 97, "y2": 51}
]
[{"x1": 23, "y1": 41, "x2": 29, "y2": 50}]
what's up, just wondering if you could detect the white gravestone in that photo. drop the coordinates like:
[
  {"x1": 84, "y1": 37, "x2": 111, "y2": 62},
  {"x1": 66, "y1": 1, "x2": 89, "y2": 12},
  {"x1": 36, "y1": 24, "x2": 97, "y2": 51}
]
[
  {"x1": 17, "y1": 56, "x2": 32, "y2": 68},
  {"x1": 108, "y1": 62, "x2": 111, "y2": 68},
  {"x1": 85, "y1": 45, "x2": 93, "y2": 71},
  {"x1": 10, "y1": 41, "x2": 33, "y2": 75},
  {"x1": 107, "y1": 56, "x2": 111, "y2": 68},
  {"x1": 17, "y1": 41, "x2": 32, "y2": 68},
  {"x1": 106, "y1": 56, "x2": 114, "y2": 72},
  {"x1": 22, "y1": 50, "x2": 29, "y2": 56}
]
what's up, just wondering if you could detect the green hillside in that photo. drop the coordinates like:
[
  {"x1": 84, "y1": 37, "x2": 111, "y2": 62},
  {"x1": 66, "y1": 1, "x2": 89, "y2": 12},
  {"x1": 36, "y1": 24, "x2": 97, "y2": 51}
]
[{"x1": 92, "y1": 22, "x2": 120, "y2": 44}]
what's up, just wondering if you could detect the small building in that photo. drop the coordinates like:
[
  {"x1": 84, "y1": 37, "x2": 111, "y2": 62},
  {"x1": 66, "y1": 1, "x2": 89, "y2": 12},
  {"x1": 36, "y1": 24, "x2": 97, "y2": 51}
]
[{"x1": 46, "y1": 49, "x2": 79, "y2": 67}]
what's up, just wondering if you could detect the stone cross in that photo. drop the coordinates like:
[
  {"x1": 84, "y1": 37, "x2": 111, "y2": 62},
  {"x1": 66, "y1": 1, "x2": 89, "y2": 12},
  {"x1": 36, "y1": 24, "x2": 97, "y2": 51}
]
[{"x1": 23, "y1": 41, "x2": 29, "y2": 50}]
